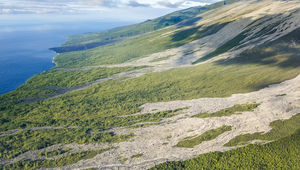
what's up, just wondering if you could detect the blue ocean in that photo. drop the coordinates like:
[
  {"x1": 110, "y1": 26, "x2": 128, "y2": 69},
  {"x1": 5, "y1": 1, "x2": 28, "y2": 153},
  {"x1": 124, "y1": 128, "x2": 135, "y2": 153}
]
[{"x1": 0, "y1": 17, "x2": 132, "y2": 94}]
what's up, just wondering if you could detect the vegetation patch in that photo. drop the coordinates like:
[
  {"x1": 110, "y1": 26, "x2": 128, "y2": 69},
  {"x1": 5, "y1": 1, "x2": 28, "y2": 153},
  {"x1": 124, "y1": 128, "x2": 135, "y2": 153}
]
[
  {"x1": 0, "y1": 128, "x2": 132, "y2": 160},
  {"x1": 40, "y1": 148, "x2": 71, "y2": 158},
  {"x1": 129, "y1": 123, "x2": 161, "y2": 129},
  {"x1": 101, "y1": 108, "x2": 186, "y2": 130},
  {"x1": 151, "y1": 129, "x2": 300, "y2": 169},
  {"x1": 175, "y1": 126, "x2": 232, "y2": 148},
  {"x1": 131, "y1": 153, "x2": 143, "y2": 159},
  {"x1": 1, "y1": 24, "x2": 300, "y2": 164},
  {"x1": 122, "y1": 157, "x2": 128, "y2": 163},
  {"x1": 1, "y1": 149, "x2": 110, "y2": 170},
  {"x1": 1, "y1": 53, "x2": 300, "y2": 132},
  {"x1": 26, "y1": 66, "x2": 143, "y2": 88},
  {"x1": 193, "y1": 104, "x2": 259, "y2": 118},
  {"x1": 225, "y1": 113, "x2": 300, "y2": 146},
  {"x1": 54, "y1": 21, "x2": 230, "y2": 68},
  {"x1": 0, "y1": 66, "x2": 144, "y2": 104}
]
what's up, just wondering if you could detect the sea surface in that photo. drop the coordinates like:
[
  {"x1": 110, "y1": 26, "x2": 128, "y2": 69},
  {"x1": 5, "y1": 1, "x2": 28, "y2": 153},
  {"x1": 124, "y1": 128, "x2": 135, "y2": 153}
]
[{"x1": 0, "y1": 17, "x2": 132, "y2": 94}]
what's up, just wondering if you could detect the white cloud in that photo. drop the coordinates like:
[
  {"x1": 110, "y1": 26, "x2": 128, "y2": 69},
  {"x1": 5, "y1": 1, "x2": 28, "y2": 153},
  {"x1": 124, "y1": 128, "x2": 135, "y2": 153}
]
[{"x1": 0, "y1": 0, "x2": 222, "y2": 18}]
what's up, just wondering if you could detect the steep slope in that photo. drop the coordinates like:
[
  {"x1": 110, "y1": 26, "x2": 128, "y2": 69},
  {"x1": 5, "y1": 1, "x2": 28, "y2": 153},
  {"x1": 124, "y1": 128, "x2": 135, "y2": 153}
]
[
  {"x1": 1, "y1": 0, "x2": 300, "y2": 169},
  {"x1": 61, "y1": 0, "x2": 240, "y2": 47}
]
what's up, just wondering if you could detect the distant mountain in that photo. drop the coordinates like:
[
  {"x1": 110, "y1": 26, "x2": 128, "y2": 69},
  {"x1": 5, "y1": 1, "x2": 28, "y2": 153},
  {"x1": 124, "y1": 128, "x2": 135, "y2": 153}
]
[{"x1": 55, "y1": 0, "x2": 240, "y2": 52}]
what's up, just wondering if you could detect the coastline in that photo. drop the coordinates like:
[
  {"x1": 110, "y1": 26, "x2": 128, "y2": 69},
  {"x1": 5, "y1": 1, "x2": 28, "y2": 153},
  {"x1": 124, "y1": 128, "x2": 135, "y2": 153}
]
[
  {"x1": 0, "y1": 40, "x2": 62, "y2": 95},
  {"x1": 0, "y1": 21, "x2": 136, "y2": 95},
  {"x1": 51, "y1": 51, "x2": 59, "y2": 67}
]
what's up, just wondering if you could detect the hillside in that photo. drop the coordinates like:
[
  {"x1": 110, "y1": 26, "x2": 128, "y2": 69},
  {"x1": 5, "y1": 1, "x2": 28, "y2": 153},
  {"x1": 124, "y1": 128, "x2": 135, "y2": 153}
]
[
  {"x1": 1, "y1": 0, "x2": 300, "y2": 169},
  {"x1": 52, "y1": 0, "x2": 240, "y2": 53}
]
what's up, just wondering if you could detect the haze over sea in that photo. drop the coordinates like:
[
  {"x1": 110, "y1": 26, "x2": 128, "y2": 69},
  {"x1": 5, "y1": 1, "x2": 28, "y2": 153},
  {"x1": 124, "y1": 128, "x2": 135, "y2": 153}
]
[{"x1": 0, "y1": 15, "x2": 133, "y2": 94}]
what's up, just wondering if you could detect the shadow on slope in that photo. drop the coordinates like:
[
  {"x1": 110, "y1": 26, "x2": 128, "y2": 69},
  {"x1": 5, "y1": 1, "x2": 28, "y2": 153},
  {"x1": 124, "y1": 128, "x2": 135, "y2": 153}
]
[
  {"x1": 170, "y1": 22, "x2": 230, "y2": 43},
  {"x1": 58, "y1": 0, "x2": 241, "y2": 53},
  {"x1": 216, "y1": 28, "x2": 300, "y2": 68},
  {"x1": 192, "y1": 12, "x2": 298, "y2": 64}
]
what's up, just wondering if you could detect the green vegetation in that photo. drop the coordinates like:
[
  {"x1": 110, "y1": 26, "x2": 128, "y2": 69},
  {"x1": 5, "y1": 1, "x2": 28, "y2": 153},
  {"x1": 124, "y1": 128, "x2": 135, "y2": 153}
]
[
  {"x1": 1, "y1": 2, "x2": 300, "y2": 168},
  {"x1": 193, "y1": 104, "x2": 259, "y2": 118},
  {"x1": 0, "y1": 109, "x2": 182, "y2": 160},
  {"x1": 40, "y1": 148, "x2": 71, "y2": 158},
  {"x1": 151, "y1": 129, "x2": 300, "y2": 169},
  {"x1": 129, "y1": 123, "x2": 161, "y2": 129},
  {"x1": 1, "y1": 149, "x2": 110, "y2": 170},
  {"x1": 0, "y1": 66, "x2": 143, "y2": 104},
  {"x1": 55, "y1": 26, "x2": 176, "y2": 67},
  {"x1": 1, "y1": 50, "x2": 300, "y2": 132},
  {"x1": 97, "y1": 109, "x2": 185, "y2": 130},
  {"x1": 25, "y1": 67, "x2": 143, "y2": 88},
  {"x1": 122, "y1": 157, "x2": 128, "y2": 163},
  {"x1": 55, "y1": 21, "x2": 231, "y2": 68},
  {"x1": 150, "y1": 55, "x2": 174, "y2": 62},
  {"x1": 225, "y1": 113, "x2": 300, "y2": 146},
  {"x1": 131, "y1": 153, "x2": 143, "y2": 159},
  {"x1": 0, "y1": 128, "x2": 132, "y2": 159},
  {"x1": 175, "y1": 126, "x2": 232, "y2": 148},
  {"x1": 64, "y1": 0, "x2": 240, "y2": 46}
]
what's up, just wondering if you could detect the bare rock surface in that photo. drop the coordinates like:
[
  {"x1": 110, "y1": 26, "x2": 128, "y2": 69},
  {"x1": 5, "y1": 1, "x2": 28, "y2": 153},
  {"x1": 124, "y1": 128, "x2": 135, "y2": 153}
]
[
  {"x1": 49, "y1": 0, "x2": 300, "y2": 99},
  {"x1": 53, "y1": 66, "x2": 300, "y2": 170},
  {"x1": 2, "y1": 0, "x2": 300, "y2": 169}
]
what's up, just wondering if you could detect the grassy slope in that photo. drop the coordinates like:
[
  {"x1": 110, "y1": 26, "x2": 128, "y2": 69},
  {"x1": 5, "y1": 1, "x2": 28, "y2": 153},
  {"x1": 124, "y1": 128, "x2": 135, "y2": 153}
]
[
  {"x1": 2, "y1": 27, "x2": 300, "y2": 130},
  {"x1": 0, "y1": 128, "x2": 132, "y2": 159},
  {"x1": 64, "y1": 0, "x2": 240, "y2": 46},
  {"x1": 40, "y1": 148, "x2": 70, "y2": 158},
  {"x1": 1, "y1": 1, "x2": 300, "y2": 168},
  {"x1": 54, "y1": 21, "x2": 230, "y2": 68},
  {"x1": 0, "y1": 23, "x2": 299, "y2": 163},
  {"x1": 193, "y1": 104, "x2": 259, "y2": 118},
  {"x1": 1, "y1": 149, "x2": 110, "y2": 170},
  {"x1": 0, "y1": 109, "x2": 182, "y2": 160},
  {"x1": 24, "y1": 67, "x2": 143, "y2": 88},
  {"x1": 1, "y1": 40, "x2": 299, "y2": 131},
  {"x1": 225, "y1": 113, "x2": 300, "y2": 146},
  {"x1": 176, "y1": 126, "x2": 232, "y2": 148},
  {"x1": 151, "y1": 129, "x2": 300, "y2": 170},
  {"x1": 0, "y1": 66, "x2": 143, "y2": 104}
]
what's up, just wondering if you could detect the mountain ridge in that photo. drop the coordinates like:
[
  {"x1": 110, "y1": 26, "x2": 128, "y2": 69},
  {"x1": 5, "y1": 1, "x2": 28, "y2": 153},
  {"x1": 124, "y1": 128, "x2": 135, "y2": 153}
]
[{"x1": 51, "y1": 0, "x2": 240, "y2": 53}]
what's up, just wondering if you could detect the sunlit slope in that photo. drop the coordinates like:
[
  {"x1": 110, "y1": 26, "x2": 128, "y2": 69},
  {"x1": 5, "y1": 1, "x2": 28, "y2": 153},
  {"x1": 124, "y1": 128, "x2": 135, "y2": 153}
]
[
  {"x1": 63, "y1": 0, "x2": 240, "y2": 46},
  {"x1": 152, "y1": 128, "x2": 300, "y2": 169},
  {"x1": 54, "y1": 0, "x2": 300, "y2": 68},
  {"x1": 1, "y1": 0, "x2": 300, "y2": 169}
]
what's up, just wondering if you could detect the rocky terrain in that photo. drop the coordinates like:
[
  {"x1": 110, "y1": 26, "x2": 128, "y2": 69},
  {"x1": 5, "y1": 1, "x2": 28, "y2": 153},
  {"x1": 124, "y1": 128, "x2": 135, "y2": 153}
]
[{"x1": 1, "y1": 0, "x2": 300, "y2": 169}]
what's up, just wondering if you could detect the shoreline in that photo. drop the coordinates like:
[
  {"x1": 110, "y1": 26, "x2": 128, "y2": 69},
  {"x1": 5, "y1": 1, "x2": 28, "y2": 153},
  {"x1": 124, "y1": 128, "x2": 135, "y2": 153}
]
[{"x1": 0, "y1": 43, "x2": 63, "y2": 95}]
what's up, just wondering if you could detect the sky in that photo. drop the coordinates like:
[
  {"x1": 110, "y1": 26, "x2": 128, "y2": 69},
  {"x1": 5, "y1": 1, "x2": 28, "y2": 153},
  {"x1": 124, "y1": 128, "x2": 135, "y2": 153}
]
[{"x1": 0, "y1": 0, "x2": 223, "y2": 21}]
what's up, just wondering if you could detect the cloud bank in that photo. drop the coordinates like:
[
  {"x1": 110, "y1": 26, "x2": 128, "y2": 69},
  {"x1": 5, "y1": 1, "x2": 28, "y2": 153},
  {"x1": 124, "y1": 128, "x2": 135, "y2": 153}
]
[{"x1": 0, "y1": 0, "x2": 221, "y2": 15}]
